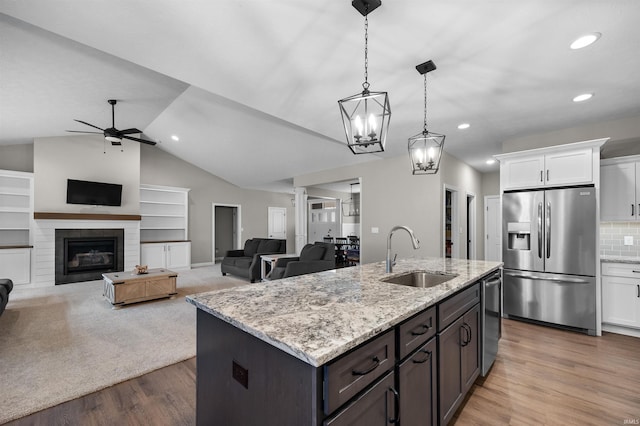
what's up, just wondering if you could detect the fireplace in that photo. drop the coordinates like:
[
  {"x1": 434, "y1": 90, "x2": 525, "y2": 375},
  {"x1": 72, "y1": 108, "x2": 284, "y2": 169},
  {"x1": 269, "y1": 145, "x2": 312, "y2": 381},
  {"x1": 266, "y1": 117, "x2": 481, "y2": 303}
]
[{"x1": 55, "y1": 229, "x2": 124, "y2": 284}]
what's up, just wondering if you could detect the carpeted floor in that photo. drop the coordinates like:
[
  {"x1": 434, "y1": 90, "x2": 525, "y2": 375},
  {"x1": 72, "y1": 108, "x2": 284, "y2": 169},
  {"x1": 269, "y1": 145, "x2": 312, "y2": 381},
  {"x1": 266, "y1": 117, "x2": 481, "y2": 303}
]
[{"x1": 0, "y1": 265, "x2": 247, "y2": 424}]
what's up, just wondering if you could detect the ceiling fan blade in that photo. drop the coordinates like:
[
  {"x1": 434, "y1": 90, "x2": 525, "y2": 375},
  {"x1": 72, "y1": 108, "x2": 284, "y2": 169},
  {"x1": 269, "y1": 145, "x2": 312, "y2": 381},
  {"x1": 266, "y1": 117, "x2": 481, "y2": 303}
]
[
  {"x1": 73, "y1": 119, "x2": 104, "y2": 132},
  {"x1": 118, "y1": 128, "x2": 143, "y2": 135},
  {"x1": 122, "y1": 134, "x2": 157, "y2": 146},
  {"x1": 66, "y1": 130, "x2": 103, "y2": 134}
]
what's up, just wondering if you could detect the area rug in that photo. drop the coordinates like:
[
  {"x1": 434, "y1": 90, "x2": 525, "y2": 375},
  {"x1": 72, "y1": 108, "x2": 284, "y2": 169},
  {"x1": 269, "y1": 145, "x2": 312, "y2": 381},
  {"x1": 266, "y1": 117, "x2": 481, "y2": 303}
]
[{"x1": 0, "y1": 265, "x2": 247, "y2": 424}]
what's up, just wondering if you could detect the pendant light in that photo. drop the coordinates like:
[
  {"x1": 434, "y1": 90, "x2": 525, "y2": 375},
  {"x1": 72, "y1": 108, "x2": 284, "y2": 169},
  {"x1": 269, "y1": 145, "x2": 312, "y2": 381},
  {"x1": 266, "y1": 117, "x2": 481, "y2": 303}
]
[
  {"x1": 342, "y1": 182, "x2": 360, "y2": 217},
  {"x1": 408, "y1": 60, "x2": 445, "y2": 175},
  {"x1": 338, "y1": 0, "x2": 391, "y2": 155}
]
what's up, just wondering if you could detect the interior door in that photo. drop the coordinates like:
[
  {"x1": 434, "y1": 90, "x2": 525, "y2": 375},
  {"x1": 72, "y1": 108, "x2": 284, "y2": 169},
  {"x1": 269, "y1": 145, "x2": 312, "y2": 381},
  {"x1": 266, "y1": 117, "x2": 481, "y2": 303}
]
[{"x1": 268, "y1": 207, "x2": 287, "y2": 239}]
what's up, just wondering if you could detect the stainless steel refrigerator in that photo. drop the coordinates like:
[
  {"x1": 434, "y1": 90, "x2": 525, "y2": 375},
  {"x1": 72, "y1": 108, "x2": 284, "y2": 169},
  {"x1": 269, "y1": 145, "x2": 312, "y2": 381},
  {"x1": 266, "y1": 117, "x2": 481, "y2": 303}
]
[{"x1": 502, "y1": 186, "x2": 597, "y2": 335}]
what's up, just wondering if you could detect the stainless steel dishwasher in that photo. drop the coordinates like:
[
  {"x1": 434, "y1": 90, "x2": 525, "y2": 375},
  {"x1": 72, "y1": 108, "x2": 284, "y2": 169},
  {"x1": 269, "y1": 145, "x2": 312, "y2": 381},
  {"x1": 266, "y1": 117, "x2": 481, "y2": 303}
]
[{"x1": 481, "y1": 269, "x2": 502, "y2": 377}]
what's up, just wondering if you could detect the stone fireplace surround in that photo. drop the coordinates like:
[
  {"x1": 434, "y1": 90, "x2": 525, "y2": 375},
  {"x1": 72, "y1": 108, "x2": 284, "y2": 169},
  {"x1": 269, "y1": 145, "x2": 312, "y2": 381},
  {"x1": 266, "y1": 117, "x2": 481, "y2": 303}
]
[{"x1": 33, "y1": 214, "x2": 140, "y2": 287}]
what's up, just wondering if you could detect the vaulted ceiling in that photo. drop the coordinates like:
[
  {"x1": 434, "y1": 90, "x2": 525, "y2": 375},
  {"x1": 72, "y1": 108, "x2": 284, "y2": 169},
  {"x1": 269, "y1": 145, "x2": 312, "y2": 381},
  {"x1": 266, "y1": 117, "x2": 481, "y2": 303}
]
[{"x1": 2, "y1": 1, "x2": 640, "y2": 192}]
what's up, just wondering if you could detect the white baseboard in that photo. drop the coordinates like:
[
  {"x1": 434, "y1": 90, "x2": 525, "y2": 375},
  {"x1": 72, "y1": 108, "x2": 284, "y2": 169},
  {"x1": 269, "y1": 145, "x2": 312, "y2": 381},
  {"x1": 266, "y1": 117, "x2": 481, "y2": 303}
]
[
  {"x1": 602, "y1": 323, "x2": 640, "y2": 338},
  {"x1": 191, "y1": 262, "x2": 215, "y2": 268}
]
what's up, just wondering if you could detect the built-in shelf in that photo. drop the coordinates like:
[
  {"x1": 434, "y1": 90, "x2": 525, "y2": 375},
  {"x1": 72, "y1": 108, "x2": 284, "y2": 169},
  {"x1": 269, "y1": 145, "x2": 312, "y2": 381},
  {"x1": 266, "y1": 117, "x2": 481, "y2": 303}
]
[
  {"x1": 140, "y1": 184, "x2": 190, "y2": 243},
  {"x1": 0, "y1": 170, "x2": 34, "y2": 284}
]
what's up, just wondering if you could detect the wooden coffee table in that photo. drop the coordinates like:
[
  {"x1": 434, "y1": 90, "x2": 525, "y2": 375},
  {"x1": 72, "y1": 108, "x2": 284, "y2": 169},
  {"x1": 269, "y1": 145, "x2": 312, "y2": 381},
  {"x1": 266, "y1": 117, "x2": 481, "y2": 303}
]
[{"x1": 102, "y1": 268, "x2": 178, "y2": 308}]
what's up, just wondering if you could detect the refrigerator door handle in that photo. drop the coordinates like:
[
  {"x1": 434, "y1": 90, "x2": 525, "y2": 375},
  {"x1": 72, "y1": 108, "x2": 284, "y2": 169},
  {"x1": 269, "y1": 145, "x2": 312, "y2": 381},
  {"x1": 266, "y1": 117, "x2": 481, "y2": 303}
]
[
  {"x1": 537, "y1": 202, "x2": 543, "y2": 259},
  {"x1": 504, "y1": 271, "x2": 590, "y2": 284},
  {"x1": 546, "y1": 201, "x2": 551, "y2": 259}
]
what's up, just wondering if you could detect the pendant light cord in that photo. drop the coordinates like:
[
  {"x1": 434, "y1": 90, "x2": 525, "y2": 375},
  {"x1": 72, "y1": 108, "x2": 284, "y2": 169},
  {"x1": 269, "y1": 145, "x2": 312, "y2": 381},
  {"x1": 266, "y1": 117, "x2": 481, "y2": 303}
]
[
  {"x1": 423, "y1": 74, "x2": 428, "y2": 133},
  {"x1": 362, "y1": 5, "x2": 370, "y2": 91}
]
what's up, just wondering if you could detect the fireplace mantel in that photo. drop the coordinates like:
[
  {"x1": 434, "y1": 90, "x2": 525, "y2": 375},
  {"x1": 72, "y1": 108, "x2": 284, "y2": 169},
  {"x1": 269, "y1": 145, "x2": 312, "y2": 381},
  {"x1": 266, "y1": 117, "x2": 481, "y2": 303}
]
[{"x1": 34, "y1": 212, "x2": 141, "y2": 221}]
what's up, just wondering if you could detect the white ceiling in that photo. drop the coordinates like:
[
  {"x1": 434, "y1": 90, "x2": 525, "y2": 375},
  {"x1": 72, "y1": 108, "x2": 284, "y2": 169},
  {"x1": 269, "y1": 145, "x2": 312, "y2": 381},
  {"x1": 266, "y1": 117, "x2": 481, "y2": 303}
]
[{"x1": 2, "y1": 1, "x2": 640, "y2": 192}]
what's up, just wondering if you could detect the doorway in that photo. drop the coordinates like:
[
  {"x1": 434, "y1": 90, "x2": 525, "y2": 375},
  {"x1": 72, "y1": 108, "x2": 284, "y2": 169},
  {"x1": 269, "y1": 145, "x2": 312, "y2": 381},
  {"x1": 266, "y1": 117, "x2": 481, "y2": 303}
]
[
  {"x1": 466, "y1": 193, "x2": 476, "y2": 260},
  {"x1": 212, "y1": 203, "x2": 241, "y2": 263},
  {"x1": 444, "y1": 186, "x2": 459, "y2": 258}
]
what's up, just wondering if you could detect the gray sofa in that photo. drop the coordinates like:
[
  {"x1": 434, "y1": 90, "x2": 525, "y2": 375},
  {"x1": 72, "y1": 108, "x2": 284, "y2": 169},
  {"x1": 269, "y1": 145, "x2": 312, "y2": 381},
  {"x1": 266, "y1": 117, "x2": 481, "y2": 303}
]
[
  {"x1": 0, "y1": 278, "x2": 13, "y2": 317},
  {"x1": 268, "y1": 242, "x2": 335, "y2": 280},
  {"x1": 221, "y1": 238, "x2": 286, "y2": 282}
]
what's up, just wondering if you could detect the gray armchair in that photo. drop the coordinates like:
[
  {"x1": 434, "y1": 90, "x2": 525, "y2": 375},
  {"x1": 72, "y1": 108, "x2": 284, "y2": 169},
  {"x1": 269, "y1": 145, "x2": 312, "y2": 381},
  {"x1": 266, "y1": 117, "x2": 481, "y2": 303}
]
[{"x1": 268, "y1": 242, "x2": 335, "y2": 280}]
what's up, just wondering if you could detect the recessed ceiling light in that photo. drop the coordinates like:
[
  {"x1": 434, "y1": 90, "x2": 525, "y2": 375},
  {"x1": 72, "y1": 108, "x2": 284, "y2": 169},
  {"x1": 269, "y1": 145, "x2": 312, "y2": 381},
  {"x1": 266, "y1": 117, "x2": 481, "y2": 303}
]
[
  {"x1": 457, "y1": 123, "x2": 470, "y2": 130},
  {"x1": 486, "y1": 159, "x2": 496, "y2": 165},
  {"x1": 171, "y1": 135, "x2": 180, "y2": 141},
  {"x1": 573, "y1": 93, "x2": 594, "y2": 103},
  {"x1": 570, "y1": 33, "x2": 601, "y2": 50}
]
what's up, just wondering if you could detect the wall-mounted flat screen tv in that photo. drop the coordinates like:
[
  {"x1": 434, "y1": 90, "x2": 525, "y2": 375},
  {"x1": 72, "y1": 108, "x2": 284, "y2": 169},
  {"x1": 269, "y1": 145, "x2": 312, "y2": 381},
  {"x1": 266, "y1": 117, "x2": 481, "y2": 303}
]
[{"x1": 66, "y1": 179, "x2": 123, "y2": 206}]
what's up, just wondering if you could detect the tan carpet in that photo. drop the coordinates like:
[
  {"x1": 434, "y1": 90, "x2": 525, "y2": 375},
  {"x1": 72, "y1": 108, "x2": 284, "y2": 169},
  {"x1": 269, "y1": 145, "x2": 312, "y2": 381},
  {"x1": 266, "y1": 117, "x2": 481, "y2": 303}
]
[{"x1": 0, "y1": 265, "x2": 247, "y2": 424}]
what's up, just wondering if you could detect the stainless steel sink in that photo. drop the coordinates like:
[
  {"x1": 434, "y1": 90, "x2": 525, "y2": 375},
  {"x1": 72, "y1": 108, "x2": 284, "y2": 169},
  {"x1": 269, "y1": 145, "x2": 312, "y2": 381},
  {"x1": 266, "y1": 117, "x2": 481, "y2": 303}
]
[{"x1": 381, "y1": 270, "x2": 458, "y2": 288}]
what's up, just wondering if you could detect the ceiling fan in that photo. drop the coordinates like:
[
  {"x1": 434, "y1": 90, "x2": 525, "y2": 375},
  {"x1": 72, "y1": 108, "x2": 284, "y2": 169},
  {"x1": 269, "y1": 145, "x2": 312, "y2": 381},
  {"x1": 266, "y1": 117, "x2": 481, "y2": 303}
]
[{"x1": 67, "y1": 99, "x2": 157, "y2": 146}]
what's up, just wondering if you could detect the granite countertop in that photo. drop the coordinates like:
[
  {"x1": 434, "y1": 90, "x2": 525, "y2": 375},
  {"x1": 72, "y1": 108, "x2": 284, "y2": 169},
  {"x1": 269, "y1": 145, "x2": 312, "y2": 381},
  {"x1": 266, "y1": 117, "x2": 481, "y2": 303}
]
[
  {"x1": 186, "y1": 257, "x2": 501, "y2": 367},
  {"x1": 600, "y1": 255, "x2": 640, "y2": 264}
]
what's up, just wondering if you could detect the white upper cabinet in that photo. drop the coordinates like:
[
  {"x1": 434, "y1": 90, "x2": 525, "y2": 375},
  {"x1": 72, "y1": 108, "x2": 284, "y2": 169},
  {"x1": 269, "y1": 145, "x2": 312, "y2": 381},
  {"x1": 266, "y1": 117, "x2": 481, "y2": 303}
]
[
  {"x1": 600, "y1": 158, "x2": 640, "y2": 222},
  {"x1": 495, "y1": 138, "x2": 608, "y2": 191}
]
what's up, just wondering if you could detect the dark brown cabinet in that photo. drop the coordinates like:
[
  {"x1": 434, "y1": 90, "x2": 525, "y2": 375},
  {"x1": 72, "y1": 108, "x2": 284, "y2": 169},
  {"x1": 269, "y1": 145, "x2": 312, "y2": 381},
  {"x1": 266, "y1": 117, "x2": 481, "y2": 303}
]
[
  {"x1": 324, "y1": 372, "x2": 398, "y2": 426},
  {"x1": 398, "y1": 337, "x2": 438, "y2": 426},
  {"x1": 438, "y1": 295, "x2": 480, "y2": 425}
]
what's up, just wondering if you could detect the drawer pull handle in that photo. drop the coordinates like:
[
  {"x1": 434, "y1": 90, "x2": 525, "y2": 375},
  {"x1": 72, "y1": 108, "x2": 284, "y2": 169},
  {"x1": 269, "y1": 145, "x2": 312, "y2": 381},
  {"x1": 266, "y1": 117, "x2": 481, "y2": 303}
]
[
  {"x1": 410, "y1": 323, "x2": 432, "y2": 336},
  {"x1": 352, "y1": 356, "x2": 380, "y2": 376},
  {"x1": 632, "y1": 270, "x2": 640, "y2": 274},
  {"x1": 412, "y1": 349, "x2": 432, "y2": 364},
  {"x1": 389, "y1": 386, "x2": 400, "y2": 424}
]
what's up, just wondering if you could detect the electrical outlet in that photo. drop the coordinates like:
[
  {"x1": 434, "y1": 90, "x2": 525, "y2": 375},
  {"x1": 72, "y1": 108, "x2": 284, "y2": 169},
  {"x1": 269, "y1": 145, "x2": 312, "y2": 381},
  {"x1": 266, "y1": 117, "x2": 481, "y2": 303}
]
[
  {"x1": 371, "y1": 227, "x2": 379, "y2": 234},
  {"x1": 624, "y1": 235, "x2": 634, "y2": 246}
]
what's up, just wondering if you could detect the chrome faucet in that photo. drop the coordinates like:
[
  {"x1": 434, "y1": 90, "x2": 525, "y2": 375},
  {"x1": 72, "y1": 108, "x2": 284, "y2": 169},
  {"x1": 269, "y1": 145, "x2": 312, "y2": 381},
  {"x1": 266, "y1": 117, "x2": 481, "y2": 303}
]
[{"x1": 386, "y1": 225, "x2": 421, "y2": 273}]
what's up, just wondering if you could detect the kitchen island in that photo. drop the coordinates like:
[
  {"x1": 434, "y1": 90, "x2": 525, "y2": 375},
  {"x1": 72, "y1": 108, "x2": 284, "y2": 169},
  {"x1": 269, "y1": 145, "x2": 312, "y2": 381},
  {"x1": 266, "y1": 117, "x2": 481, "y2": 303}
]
[{"x1": 187, "y1": 257, "x2": 501, "y2": 425}]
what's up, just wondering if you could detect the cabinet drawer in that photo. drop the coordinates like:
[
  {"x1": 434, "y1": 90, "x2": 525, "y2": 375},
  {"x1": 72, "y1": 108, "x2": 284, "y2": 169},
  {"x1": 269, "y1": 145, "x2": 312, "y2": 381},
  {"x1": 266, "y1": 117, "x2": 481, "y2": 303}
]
[
  {"x1": 324, "y1": 329, "x2": 395, "y2": 415},
  {"x1": 438, "y1": 283, "x2": 480, "y2": 331},
  {"x1": 398, "y1": 306, "x2": 436, "y2": 360},
  {"x1": 602, "y1": 262, "x2": 640, "y2": 279}
]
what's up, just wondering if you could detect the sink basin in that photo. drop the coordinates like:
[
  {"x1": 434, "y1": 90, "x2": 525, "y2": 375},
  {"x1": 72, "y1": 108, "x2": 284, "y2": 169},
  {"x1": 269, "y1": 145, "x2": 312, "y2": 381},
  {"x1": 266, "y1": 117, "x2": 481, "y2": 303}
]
[{"x1": 381, "y1": 270, "x2": 458, "y2": 288}]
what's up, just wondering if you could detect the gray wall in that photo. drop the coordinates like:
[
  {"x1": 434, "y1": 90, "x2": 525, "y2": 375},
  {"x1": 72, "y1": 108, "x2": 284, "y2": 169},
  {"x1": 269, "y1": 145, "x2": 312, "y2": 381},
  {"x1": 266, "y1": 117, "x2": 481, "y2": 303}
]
[
  {"x1": 502, "y1": 113, "x2": 640, "y2": 154},
  {"x1": 33, "y1": 136, "x2": 141, "y2": 214},
  {"x1": 0, "y1": 143, "x2": 33, "y2": 172},
  {"x1": 140, "y1": 144, "x2": 295, "y2": 264}
]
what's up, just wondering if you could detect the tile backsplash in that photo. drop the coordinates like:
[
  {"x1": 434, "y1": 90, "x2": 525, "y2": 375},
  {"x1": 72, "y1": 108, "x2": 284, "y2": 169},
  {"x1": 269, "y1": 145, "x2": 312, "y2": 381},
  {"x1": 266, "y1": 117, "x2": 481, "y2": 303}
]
[{"x1": 600, "y1": 222, "x2": 640, "y2": 257}]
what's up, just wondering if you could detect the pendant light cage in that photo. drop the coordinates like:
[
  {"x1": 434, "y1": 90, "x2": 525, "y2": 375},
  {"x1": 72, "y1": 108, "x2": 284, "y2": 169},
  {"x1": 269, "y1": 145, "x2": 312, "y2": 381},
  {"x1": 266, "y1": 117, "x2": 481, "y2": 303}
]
[
  {"x1": 342, "y1": 182, "x2": 360, "y2": 217},
  {"x1": 408, "y1": 60, "x2": 445, "y2": 175},
  {"x1": 338, "y1": 0, "x2": 390, "y2": 155}
]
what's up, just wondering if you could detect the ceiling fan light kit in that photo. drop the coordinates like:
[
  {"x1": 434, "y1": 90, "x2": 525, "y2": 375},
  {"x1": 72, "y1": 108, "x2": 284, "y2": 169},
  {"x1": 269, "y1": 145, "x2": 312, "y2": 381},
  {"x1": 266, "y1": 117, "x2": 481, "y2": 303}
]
[
  {"x1": 338, "y1": 0, "x2": 390, "y2": 155},
  {"x1": 67, "y1": 99, "x2": 157, "y2": 147},
  {"x1": 408, "y1": 60, "x2": 446, "y2": 175}
]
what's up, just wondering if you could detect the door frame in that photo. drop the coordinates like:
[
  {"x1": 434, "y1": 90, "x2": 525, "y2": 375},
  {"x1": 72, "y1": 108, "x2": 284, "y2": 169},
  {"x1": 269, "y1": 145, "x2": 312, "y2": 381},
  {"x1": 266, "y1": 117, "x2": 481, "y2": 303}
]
[
  {"x1": 212, "y1": 203, "x2": 242, "y2": 264},
  {"x1": 466, "y1": 192, "x2": 476, "y2": 260},
  {"x1": 443, "y1": 185, "x2": 460, "y2": 259}
]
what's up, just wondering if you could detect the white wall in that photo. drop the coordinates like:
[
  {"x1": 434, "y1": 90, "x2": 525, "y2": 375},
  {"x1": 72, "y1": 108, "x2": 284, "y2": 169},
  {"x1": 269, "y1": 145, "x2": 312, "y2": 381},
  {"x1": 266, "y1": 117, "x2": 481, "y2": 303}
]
[
  {"x1": 33, "y1": 136, "x2": 140, "y2": 214},
  {"x1": 0, "y1": 143, "x2": 33, "y2": 172}
]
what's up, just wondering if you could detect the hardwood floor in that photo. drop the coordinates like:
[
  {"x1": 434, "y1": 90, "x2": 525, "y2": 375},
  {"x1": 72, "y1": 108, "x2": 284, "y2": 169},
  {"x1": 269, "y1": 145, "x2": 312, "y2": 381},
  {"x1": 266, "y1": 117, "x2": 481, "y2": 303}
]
[{"x1": 7, "y1": 319, "x2": 640, "y2": 426}]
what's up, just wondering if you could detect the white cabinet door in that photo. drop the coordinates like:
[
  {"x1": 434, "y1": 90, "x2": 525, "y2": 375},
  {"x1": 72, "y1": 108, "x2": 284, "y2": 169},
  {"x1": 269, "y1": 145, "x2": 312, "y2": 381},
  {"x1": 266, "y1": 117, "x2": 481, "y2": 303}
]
[
  {"x1": 544, "y1": 149, "x2": 593, "y2": 186},
  {"x1": 600, "y1": 163, "x2": 637, "y2": 221},
  {"x1": 501, "y1": 156, "x2": 544, "y2": 190},
  {"x1": 140, "y1": 243, "x2": 166, "y2": 269},
  {"x1": 602, "y1": 275, "x2": 640, "y2": 328},
  {"x1": 166, "y1": 242, "x2": 191, "y2": 270},
  {"x1": 0, "y1": 248, "x2": 30, "y2": 285}
]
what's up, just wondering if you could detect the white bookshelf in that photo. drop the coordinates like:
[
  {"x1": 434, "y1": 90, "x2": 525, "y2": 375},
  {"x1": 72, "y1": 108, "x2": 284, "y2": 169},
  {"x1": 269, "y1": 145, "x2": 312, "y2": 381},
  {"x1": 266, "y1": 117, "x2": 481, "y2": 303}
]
[
  {"x1": 139, "y1": 184, "x2": 191, "y2": 270},
  {"x1": 139, "y1": 184, "x2": 190, "y2": 242},
  {"x1": 0, "y1": 170, "x2": 34, "y2": 284}
]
